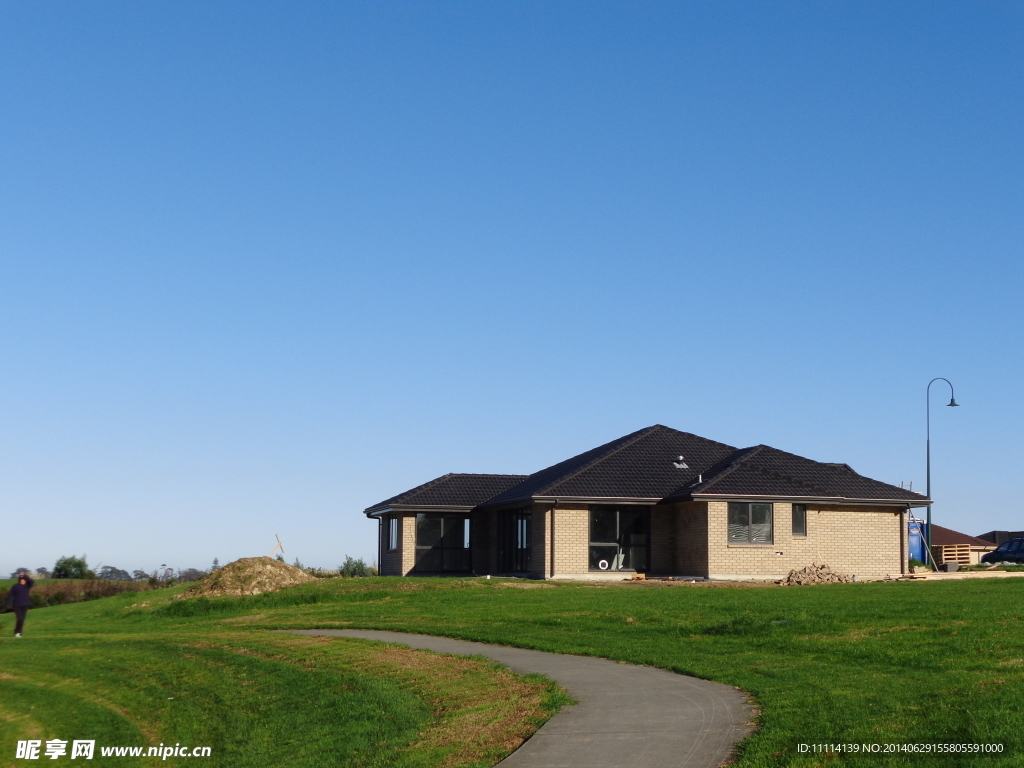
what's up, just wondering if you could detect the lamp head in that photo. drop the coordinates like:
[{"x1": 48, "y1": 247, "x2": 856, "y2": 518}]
[{"x1": 947, "y1": 397, "x2": 959, "y2": 407}]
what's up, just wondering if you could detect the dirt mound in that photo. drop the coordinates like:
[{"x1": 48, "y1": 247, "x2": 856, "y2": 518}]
[
  {"x1": 780, "y1": 563, "x2": 853, "y2": 586},
  {"x1": 174, "y1": 557, "x2": 314, "y2": 599}
]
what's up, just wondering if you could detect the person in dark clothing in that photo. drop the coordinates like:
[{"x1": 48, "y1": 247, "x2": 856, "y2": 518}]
[{"x1": 3, "y1": 572, "x2": 33, "y2": 637}]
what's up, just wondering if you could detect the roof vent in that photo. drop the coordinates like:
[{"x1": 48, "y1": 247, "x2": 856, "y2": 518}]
[{"x1": 672, "y1": 455, "x2": 689, "y2": 469}]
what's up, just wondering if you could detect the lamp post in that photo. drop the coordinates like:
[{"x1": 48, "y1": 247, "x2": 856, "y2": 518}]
[{"x1": 926, "y1": 377, "x2": 959, "y2": 557}]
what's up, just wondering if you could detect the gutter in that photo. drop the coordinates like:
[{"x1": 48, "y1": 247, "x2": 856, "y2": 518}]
[
  {"x1": 364, "y1": 504, "x2": 475, "y2": 518},
  {"x1": 684, "y1": 493, "x2": 931, "y2": 507}
]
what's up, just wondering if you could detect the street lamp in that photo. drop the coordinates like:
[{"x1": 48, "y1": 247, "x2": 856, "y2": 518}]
[{"x1": 926, "y1": 377, "x2": 959, "y2": 557}]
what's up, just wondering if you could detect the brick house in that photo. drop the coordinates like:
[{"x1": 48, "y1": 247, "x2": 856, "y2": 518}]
[{"x1": 365, "y1": 425, "x2": 928, "y2": 580}]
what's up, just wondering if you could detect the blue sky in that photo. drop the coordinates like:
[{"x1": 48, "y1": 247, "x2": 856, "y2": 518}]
[{"x1": 1, "y1": 2, "x2": 1021, "y2": 575}]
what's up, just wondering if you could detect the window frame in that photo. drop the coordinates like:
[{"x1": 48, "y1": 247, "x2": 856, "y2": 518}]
[
  {"x1": 791, "y1": 504, "x2": 807, "y2": 537},
  {"x1": 414, "y1": 513, "x2": 471, "y2": 573},
  {"x1": 727, "y1": 502, "x2": 774, "y2": 545},
  {"x1": 387, "y1": 516, "x2": 399, "y2": 551},
  {"x1": 588, "y1": 505, "x2": 651, "y2": 572},
  {"x1": 498, "y1": 509, "x2": 532, "y2": 573}
]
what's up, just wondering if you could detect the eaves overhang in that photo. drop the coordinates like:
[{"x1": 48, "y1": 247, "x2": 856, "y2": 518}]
[
  {"x1": 677, "y1": 492, "x2": 931, "y2": 508},
  {"x1": 478, "y1": 495, "x2": 664, "y2": 511},
  {"x1": 364, "y1": 504, "x2": 475, "y2": 518}
]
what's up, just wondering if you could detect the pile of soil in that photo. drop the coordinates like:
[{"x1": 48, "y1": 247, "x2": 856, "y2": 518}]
[
  {"x1": 780, "y1": 563, "x2": 853, "y2": 586},
  {"x1": 174, "y1": 557, "x2": 314, "y2": 599}
]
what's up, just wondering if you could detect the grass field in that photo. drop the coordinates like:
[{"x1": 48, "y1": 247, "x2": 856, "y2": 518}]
[
  {"x1": 0, "y1": 590, "x2": 568, "y2": 768},
  {"x1": 3, "y1": 575, "x2": 1023, "y2": 767}
]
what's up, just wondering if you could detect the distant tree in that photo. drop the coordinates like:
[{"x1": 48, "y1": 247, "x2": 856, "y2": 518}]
[
  {"x1": 131, "y1": 570, "x2": 150, "y2": 582},
  {"x1": 177, "y1": 568, "x2": 205, "y2": 582},
  {"x1": 292, "y1": 557, "x2": 305, "y2": 570},
  {"x1": 339, "y1": 555, "x2": 371, "y2": 578},
  {"x1": 53, "y1": 555, "x2": 95, "y2": 580},
  {"x1": 211, "y1": 558, "x2": 220, "y2": 571},
  {"x1": 10, "y1": 568, "x2": 30, "y2": 578},
  {"x1": 98, "y1": 566, "x2": 133, "y2": 581},
  {"x1": 35, "y1": 567, "x2": 50, "y2": 579}
]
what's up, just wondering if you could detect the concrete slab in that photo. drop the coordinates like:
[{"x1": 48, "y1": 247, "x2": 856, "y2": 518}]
[{"x1": 286, "y1": 629, "x2": 754, "y2": 768}]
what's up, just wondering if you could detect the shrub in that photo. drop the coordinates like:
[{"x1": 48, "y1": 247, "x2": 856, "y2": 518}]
[
  {"x1": 1, "y1": 579, "x2": 144, "y2": 609},
  {"x1": 339, "y1": 556, "x2": 375, "y2": 578}
]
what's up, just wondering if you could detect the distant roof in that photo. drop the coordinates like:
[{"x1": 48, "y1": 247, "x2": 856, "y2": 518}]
[
  {"x1": 483, "y1": 425, "x2": 738, "y2": 506},
  {"x1": 930, "y1": 524, "x2": 996, "y2": 548},
  {"x1": 674, "y1": 444, "x2": 927, "y2": 505},
  {"x1": 364, "y1": 473, "x2": 528, "y2": 514},
  {"x1": 975, "y1": 530, "x2": 1024, "y2": 545}
]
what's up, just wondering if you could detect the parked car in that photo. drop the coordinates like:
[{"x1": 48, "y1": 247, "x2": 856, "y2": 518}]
[{"x1": 981, "y1": 537, "x2": 1024, "y2": 564}]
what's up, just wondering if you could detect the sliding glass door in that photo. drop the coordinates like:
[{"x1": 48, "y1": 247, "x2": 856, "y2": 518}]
[
  {"x1": 589, "y1": 505, "x2": 649, "y2": 572},
  {"x1": 498, "y1": 510, "x2": 531, "y2": 573},
  {"x1": 415, "y1": 514, "x2": 471, "y2": 572}
]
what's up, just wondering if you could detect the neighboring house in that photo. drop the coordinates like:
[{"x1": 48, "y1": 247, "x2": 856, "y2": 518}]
[
  {"x1": 928, "y1": 524, "x2": 997, "y2": 566},
  {"x1": 976, "y1": 530, "x2": 1024, "y2": 546},
  {"x1": 364, "y1": 425, "x2": 929, "y2": 580}
]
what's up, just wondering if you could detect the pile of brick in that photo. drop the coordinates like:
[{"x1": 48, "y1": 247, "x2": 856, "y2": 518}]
[{"x1": 780, "y1": 563, "x2": 853, "y2": 586}]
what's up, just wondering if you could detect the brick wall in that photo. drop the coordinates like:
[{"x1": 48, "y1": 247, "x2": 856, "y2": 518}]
[
  {"x1": 672, "y1": 501, "x2": 709, "y2": 575},
  {"x1": 552, "y1": 504, "x2": 589, "y2": 575},
  {"x1": 706, "y1": 501, "x2": 905, "y2": 579},
  {"x1": 650, "y1": 504, "x2": 676, "y2": 573},
  {"x1": 378, "y1": 514, "x2": 417, "y2": 576}
]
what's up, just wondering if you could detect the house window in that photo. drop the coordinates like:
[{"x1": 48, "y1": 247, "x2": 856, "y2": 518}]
[
  {"x1": 589, "y1": 505, "x2": 650, "y2": 572},
  {"x1": 414, "y1": 514, "x2": 470, "y2": 572},
  {"x1": 498, "y1": 510, "x2": 531, "y2": 572},
  {"x1": 792, "y1": 504, "x2": 807, "y2": 537},
  {"x1": 387, "y1": 516, "x2": 399, "y2": 551},
  {"x1": 728, "y1": 502, "x2": 773, "y2": 544}
]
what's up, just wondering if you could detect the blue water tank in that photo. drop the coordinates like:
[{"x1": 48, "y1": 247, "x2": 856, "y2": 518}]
[{"x1": 908, "y1": 521, "x2": 928, "y2": 563}]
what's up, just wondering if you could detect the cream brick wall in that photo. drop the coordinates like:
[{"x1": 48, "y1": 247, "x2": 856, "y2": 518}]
[
  {"x1": 552, "y1": 504, "x2": 589, "y2": 575},
  {"x1": 378, "y1": 514, "x2": 416, "y2": 576},
  {"x1": 706, "y1": 501, "x2": 906, "y2": 579}
]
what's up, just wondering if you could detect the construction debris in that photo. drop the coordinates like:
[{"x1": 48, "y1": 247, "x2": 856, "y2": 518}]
[
  {"x1": 779, "y1": 563, "x2": 854, "y2": 586},
  {"x1": 174, "y1": 556, "x2": 314, "y2": 599}
]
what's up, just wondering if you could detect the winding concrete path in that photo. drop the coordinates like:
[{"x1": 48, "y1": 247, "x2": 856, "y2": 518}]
[{"x1": 286, "y1": 629, "x2": 753, "y2": 768}]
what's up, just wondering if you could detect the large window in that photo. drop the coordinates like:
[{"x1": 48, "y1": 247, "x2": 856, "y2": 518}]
[
  {"x1": 792, "y1": 504, "x2": 807, "y2": 537},
  {"x1": 498, "y1": 510, "x2": 531, "y2": 572},
  {"x1": 728, "y1": 502, "x2": 773, "y2": 544},
  {"x1": 589, "y1": 505, "x2": 649, "y2": 572},
  {"x1": 415, "y1": 514, "x2": 470, "y2": 572}
]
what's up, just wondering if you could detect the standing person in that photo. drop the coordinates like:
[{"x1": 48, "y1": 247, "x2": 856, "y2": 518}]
[{"x1": 4, "y1": 572, "x2": 34, "y2": 637}]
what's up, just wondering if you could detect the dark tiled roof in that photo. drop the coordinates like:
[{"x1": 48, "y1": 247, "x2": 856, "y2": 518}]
[
  {"x1": 365, "y1": 473, "x2": 528, "y2": 513},
  {"x1": 976, "y1": 530, "x2": 1024, "y2": 545},
  {"x1": 929, "y1": 524, "x2": 994, "y2": 548},
  {"x1": 483, "y1": 425, "x2": 738, "y2": 505},
  {"x1": 670, "y1": 444, "x2": 928, "y2": 503}
]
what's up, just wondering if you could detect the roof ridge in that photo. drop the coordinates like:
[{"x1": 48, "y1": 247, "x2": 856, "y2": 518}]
[
  {"x1": 687, "y1": 445, "x2": 764, "y2": 493},
  {"x1": 537, "y1": 425, "x2": 662, "y2": 497}
]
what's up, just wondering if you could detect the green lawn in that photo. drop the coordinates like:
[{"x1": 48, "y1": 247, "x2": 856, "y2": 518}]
[
  {"x1": 3, "y1": 576, "x2": 1023, "y2": 767},
  {"x1": 0, "y1": 591, "x2": 567, "y2": 768}
]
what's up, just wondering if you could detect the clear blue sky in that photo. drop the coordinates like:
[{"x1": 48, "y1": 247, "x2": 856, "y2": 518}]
[{"x1": 1, "y1": 2, "x2": 1021, "y2": 576}]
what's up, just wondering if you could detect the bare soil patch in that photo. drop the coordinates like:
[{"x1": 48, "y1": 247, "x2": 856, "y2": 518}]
[{"x1": 175, "y1": 557, "x2": 313, "y2": 599}]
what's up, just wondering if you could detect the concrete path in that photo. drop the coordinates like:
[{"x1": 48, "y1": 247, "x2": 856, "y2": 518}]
[{"x1": 286, "y1": 629, "x2": 753, "y2": 768}]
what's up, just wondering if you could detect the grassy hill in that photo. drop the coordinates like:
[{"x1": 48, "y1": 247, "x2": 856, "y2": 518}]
[{"x1": 2, "y1": 575, "x2": 1023, "y2": 766}]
